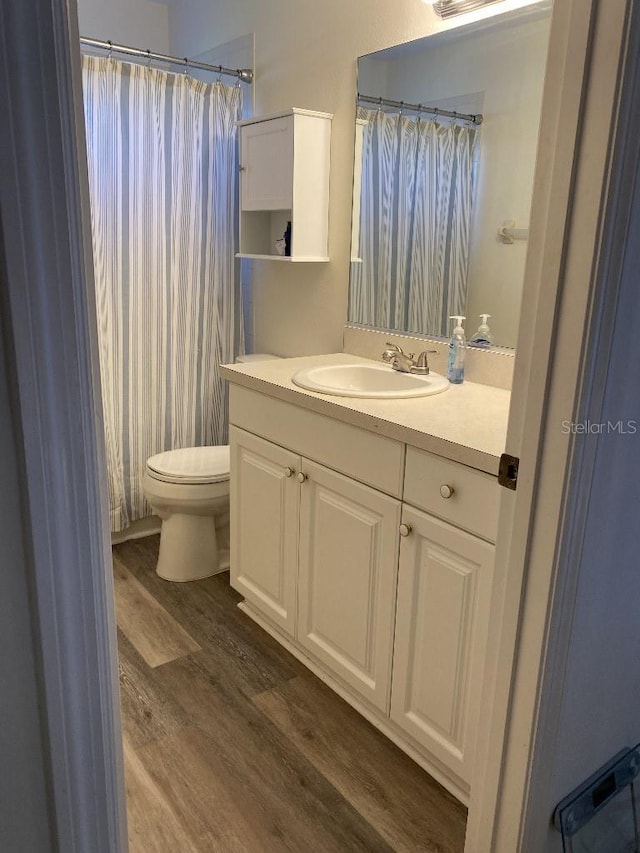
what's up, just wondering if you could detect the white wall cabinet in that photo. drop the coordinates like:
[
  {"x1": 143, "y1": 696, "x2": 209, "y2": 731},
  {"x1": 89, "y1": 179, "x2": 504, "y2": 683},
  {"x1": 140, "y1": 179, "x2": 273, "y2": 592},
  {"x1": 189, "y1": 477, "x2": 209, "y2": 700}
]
[
  {"x1": 228, "y1": 387, "x2": 497, "y2": 801},
  {"x1": 237, "y1": 108, "x2": 332, "y2": 262}
]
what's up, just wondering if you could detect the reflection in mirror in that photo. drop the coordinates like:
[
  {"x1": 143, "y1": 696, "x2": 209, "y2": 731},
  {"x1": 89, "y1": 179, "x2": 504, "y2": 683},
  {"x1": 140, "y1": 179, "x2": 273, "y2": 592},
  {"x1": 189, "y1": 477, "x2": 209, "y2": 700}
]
[{"x1": 348, "y1": 2, "x2": 552, "y2": 349}]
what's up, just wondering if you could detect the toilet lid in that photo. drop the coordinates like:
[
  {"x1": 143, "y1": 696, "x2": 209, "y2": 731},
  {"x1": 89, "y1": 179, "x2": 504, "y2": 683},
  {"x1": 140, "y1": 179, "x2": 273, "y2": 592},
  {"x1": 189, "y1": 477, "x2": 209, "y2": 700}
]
[{"x1": 146, "y1": 445, "x2": 230, "y2": 484}]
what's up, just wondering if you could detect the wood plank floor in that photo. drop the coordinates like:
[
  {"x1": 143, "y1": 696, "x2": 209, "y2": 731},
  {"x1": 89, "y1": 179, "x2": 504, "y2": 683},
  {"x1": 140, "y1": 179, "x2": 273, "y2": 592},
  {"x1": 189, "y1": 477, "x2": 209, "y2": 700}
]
[{"x1": 114, "y1": 535, "x2": 467, "y2": 853}]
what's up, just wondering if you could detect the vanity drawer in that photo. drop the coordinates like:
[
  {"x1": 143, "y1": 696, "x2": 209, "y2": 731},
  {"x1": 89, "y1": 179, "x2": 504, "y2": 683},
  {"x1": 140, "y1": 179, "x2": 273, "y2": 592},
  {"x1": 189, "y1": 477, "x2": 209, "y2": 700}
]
[
  {"x1": 230, "y1": 385, "x2": 405, "y2": 498},
  {"x1": 404, "y1": 447, "x2": 499, "y2": 542}
]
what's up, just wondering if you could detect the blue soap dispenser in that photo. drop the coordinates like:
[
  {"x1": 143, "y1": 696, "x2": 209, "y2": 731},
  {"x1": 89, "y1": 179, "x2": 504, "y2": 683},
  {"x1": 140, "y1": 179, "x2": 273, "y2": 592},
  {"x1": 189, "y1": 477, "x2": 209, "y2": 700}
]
[{"x1": 447, "y1": 315, "x2": 466, "y2": 384}]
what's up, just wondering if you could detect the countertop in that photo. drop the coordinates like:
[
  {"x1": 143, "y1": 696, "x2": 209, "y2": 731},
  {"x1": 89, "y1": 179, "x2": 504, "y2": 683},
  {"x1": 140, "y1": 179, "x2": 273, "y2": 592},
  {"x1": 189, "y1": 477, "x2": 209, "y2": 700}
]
[{"x1": 220, "y1": 353, "x2": 510, "y2": 475}]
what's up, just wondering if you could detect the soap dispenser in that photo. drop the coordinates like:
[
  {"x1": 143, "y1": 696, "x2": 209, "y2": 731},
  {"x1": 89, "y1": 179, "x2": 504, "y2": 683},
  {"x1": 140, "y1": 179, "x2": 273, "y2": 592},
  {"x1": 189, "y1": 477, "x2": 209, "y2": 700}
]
[
  {"x1": 469, "y1": 314, "x2": 493, "y2": 347},
  {"x1": 447, "y1": 316, "x2": 466, "y2": 384}
]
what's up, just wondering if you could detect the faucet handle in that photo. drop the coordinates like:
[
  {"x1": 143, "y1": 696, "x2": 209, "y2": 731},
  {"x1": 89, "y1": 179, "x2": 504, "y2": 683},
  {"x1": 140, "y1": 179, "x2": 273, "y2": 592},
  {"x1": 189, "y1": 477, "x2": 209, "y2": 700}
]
[
  {"x1": 412, "y1": 350, "x2": 438, "y2": 375},
  {"x1": 382, "y1": 342, "x2": 405, "y2": 363}
]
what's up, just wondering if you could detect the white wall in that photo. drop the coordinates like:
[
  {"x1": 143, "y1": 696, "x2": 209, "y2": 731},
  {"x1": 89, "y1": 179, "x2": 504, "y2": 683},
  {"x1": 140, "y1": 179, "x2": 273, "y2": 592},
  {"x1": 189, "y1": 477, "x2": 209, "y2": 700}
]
[
  {"x1": 167, "y1": 0, "x2": 547, "y2": 356},
  {"x1": 77, "y1": 0, "x2": 169, "y2": 52},
  {"x1": 362, "y1": 14, "x2": 550, "y2": 348}
]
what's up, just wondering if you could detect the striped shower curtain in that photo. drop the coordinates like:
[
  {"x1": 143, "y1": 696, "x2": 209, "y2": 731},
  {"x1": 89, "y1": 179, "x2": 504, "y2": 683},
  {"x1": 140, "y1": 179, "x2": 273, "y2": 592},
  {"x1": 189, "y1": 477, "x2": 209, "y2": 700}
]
[
  {"x1": 82, "y1": 56, "x2": 243, "y2": 533},
  {"x1": 349, "y1": 107, "x2": 479, "y2": 337}
]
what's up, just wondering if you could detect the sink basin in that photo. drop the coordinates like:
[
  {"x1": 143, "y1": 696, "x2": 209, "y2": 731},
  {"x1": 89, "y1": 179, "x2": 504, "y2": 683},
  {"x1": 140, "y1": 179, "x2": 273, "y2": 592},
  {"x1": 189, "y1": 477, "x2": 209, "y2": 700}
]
[{"x1": 291, "y1": 363, "x2": 449, "y2": 399}]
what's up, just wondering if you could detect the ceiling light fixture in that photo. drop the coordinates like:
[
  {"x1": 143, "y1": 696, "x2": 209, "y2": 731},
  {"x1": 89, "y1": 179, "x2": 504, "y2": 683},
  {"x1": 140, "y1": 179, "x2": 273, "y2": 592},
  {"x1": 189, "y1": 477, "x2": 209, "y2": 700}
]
[{"x1": 424, "y1": 0, "x2": 506, "y2": 18}]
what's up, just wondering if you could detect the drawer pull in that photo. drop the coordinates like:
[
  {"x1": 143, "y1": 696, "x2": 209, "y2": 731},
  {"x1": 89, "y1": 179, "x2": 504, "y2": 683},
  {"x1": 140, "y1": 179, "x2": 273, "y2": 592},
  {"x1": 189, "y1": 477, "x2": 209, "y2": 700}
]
[
  {"x1": 297, "y1": 471, "x2": 308, "y2": 483},
  {"x1": 284, "y1": 466, "x2": 295, "y2": 478},
  {"x1": 440, "y1": 484, "x2": 455, "y2": 499},
  {"x1": 399, "y1": 523, "x2": 412, "y2": 537}
]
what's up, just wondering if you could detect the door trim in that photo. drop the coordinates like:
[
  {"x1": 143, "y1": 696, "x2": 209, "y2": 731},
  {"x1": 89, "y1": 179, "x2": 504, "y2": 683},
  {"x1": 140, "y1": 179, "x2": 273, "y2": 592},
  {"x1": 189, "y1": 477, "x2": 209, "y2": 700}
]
[
  {"x1": 467, "y1": 1, "x2": 635, "y2": 849},
  {"x1": 0, "y1": 2, "x2": 127, "y2": 850}
]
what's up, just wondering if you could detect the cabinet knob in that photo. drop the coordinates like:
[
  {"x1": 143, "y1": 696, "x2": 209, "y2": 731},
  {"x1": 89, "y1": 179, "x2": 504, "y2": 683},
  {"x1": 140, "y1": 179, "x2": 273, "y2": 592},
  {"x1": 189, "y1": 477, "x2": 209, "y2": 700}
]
[
  {"x1": 284, "y1": 466, "x2": 295, "y2": 478},
  {"x1": 297, "y1": 472, "x2": 308, "y2": 483},
  {"x1": 239, "y1": 165, "x2": 246, "y2": 172},
  {"x1": 440, "y1": 484, "x2": 455, "y2": 499},
  {"x1": 399, "y1": 523, "x2": 412, "y2": 537}
]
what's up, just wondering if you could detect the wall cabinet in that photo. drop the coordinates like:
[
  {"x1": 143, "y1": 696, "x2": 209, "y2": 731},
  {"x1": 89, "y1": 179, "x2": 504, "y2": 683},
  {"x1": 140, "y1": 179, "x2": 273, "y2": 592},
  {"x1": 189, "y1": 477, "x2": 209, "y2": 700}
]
[
  {"x1": 237, "y1": 109, "x2": 332, "y2": 262},
  {"x1": 229, "y1": 387, "x2": 498, "y2": 801}
]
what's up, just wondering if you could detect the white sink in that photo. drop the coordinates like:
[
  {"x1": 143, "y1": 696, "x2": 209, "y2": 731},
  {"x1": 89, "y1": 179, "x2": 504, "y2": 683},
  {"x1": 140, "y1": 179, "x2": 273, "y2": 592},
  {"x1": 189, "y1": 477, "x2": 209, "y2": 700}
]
[{"x1": 291, "y1": 363, "x2": 449, "y2": 399}]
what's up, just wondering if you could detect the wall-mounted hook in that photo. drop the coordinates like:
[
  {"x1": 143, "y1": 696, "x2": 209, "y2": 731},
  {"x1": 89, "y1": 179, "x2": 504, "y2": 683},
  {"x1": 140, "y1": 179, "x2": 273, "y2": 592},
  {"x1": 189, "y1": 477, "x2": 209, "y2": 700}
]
[{"x1": 497, "y1": 219, "x2": 529, "y2": 244}]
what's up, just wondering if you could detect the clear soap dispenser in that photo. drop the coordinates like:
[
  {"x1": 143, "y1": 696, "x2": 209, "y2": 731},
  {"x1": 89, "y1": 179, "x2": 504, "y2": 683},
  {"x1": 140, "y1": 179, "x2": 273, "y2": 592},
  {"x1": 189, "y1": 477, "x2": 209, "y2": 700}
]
[
  {"x1": 469, "y1": 314, "x2": 493, "y2": 347},
  {"x1": 447, "y1": 316, "x2": 466, "y2": 384}
]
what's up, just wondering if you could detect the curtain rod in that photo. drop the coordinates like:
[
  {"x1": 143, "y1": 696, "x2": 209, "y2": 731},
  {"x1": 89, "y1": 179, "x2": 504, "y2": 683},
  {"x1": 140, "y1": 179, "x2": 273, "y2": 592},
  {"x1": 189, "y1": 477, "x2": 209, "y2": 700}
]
[
  {"x1": 80, "y1": 37, "x2": 254, "y2": 84},
  {"x1": 358, "y1": 93, "x2": 482, "y2": 126}
]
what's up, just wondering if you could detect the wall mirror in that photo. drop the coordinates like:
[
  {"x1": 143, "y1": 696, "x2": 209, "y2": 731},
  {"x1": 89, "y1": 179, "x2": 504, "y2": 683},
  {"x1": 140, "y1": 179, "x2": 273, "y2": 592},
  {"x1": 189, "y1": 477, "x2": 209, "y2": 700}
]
[{"x1": 348, "y1": 1, "x2": 552, "y2": 349}]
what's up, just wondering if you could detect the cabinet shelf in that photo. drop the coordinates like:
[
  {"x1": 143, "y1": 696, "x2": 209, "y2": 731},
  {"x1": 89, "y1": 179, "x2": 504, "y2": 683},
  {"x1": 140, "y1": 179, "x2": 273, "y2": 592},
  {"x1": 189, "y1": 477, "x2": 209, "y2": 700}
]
[{"x1": 236, "y1": 253, "x2": 330, "y2": 262}]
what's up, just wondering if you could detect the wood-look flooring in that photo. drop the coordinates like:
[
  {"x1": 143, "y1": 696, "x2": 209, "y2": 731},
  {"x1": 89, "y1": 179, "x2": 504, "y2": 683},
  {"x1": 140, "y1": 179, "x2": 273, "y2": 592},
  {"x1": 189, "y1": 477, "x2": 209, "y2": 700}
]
[{"x1": 113, "y1": 535, "x2": 467, "y2": 853}]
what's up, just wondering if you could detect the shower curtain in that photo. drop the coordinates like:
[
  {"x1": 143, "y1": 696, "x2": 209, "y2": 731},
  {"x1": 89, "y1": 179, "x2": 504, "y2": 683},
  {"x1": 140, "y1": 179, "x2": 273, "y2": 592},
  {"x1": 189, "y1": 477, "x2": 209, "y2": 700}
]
[
  {"x1": 350, "y1": 107, "x2": 479, "y2": 337},
  {"x1": 82, "y1": 56, "x2": 243, "y2": 533}
]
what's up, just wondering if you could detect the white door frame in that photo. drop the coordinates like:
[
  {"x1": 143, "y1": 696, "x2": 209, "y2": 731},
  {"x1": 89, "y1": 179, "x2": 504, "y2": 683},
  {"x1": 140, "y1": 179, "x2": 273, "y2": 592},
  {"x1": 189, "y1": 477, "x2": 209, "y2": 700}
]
[
  {"x1": 467, "y1": 0, "x2": 636, "y2": 849},
  {"x1": 0, "y1": 1, "x2": 127, "y2": 851},
  {"x1": 0, "y1": 0, "x2": 636, "y2": 850}
]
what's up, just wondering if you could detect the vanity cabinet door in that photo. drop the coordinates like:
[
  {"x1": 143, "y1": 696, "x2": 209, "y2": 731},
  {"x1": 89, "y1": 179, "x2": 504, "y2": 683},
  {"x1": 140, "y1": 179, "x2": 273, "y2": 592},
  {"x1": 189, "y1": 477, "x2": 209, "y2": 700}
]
[
  {"x1": 230, "y1": 427, "x2": 300, "y2": 636},
  {"x1": 297, "y1": 460, "x2": 401, "y2": 712},
  {"x1": 391, "y1": 505, "x2": 494, "y2": 785}
]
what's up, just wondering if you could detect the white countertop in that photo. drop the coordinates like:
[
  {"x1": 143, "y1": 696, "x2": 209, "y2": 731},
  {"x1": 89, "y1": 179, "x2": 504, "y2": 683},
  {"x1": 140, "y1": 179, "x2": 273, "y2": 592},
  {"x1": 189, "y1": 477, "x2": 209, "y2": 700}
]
[{"x1": 220, "y1": 353, "x2": 510, "y2": 475}]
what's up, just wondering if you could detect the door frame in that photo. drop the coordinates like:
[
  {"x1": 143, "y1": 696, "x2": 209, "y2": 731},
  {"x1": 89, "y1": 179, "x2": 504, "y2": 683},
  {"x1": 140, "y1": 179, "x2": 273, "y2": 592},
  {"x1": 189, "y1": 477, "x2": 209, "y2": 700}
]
[
  {"x1": 467, "y1": 0, "x2": 636, "y2": 849},
  {"x1": 0, "y1": 1, "x2": 127, "y2": 851},
  {"x1": 0, "y1": 0, "x2": 636, "y2": 851}
]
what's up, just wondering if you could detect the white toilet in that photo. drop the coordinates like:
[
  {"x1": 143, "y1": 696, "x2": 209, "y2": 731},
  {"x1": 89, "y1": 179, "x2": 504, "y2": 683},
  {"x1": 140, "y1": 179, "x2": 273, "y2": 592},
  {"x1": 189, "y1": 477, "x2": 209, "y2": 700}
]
[{"x1": 142, "y1": 354, "x2": 280, "y2": 582}]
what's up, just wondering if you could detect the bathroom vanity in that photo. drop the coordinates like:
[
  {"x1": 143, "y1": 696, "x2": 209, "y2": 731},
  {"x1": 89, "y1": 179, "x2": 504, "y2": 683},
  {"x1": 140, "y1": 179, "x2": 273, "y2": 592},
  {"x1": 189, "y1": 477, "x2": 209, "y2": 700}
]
[{"x1": 220, "y1": 353, "x2": 509, "y2": 803}]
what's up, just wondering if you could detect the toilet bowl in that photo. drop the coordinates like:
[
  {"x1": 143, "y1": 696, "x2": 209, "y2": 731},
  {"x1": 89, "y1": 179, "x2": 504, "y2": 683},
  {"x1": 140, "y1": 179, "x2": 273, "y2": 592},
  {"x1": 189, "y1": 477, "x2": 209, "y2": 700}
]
[
  {"x1": 142, "y1": 353, "x2": 280, "y2": 582},
  {"x1": 143, "y1": 445, "x2": 231, "y2": 582}
]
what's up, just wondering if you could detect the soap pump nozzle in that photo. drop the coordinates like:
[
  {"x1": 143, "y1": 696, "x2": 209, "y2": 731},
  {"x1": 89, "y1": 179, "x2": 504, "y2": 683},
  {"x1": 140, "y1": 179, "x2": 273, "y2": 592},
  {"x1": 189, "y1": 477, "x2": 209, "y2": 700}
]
[{"x1": 449, "y1": 315, "x2": 466, "y2": 335}]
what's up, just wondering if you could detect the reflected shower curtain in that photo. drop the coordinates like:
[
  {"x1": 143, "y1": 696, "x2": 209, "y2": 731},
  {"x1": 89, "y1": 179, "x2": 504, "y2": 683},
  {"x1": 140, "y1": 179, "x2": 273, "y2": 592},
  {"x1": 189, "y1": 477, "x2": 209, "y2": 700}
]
[
  {"x1": 350, "y1": 107, "x2": 478, "y2": 336},
  {"x1": 82, "y1": 56, "x2": 243, "y2": 532}
]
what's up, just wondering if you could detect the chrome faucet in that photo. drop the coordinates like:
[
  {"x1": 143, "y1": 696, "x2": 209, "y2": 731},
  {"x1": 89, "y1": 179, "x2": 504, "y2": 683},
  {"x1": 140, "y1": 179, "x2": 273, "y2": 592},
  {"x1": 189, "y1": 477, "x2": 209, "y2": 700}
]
[{"x1": 382, "y1": 342, "x2": 437, "y2": 375}]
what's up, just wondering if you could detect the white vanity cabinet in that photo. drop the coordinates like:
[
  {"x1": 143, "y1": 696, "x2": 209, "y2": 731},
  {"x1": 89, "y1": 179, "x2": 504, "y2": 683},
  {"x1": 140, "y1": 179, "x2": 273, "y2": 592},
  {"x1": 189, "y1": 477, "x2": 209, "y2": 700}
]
[
  {"x1": 230, "y1": 421, "x2": 401, "y2": 712},
  {"x1": 297, "y1": 461, "x2": 401, "y2": 712},
  {"x1": 391, "y1": 447, "x2": 498, "y2": 783},
  {"x1": 230, "y1": 428, "x2": 300, "y2": 635},
  {"x1": 392, "y1": 507, "x2": 494, "y2": 783},
  {"x1": 227, "y1": 383, "x2": 499, "y2": 801},
  {"x1": 237, "y1": 108, "x2": 332, "y2": 262}
]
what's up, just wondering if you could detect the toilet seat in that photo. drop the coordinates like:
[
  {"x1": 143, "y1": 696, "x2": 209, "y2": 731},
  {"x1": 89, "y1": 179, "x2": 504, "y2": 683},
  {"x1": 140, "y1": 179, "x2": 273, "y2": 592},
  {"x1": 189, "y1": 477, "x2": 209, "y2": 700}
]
[{"x1": 146, "y1": 445, "x2": 230, "y2": 485}]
